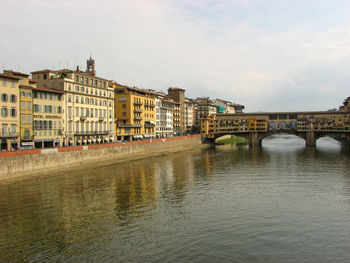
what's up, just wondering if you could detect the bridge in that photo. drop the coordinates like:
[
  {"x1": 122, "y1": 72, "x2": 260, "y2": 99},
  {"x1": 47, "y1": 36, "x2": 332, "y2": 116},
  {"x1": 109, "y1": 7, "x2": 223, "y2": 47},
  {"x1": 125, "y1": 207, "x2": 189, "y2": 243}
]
[{"x1": 201, "y1": 111, "x2": 350, "y2": 147}]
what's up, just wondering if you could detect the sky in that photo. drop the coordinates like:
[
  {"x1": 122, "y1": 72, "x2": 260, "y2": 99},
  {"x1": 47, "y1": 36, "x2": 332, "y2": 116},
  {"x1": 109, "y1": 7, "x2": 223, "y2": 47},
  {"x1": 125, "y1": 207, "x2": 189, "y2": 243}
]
[{"x1": 1, "y1": 0, "x2": 350, "y2": 112}]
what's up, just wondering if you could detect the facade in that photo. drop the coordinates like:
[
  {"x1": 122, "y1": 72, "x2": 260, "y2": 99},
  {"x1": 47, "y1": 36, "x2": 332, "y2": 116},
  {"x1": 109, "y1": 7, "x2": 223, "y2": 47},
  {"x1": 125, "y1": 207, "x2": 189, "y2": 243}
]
[
  {"x1": 184, "y1": 98, "x2": 195, "y2": 133},
  {"x1": 195, "y1": 97, "x2": 217, "y2": 127},
  {"x1": 0, "y1": 72, "x2": 20, "y2": 150},
  {"x1": 113, "y1": 83, "x2": 156, "y2": 140},
  {"x1": 3, "y1": 70, "x2": 36, "y2": 150},
  {"x1": 33, "y1": 87, "x2": 64, "y2": 148},
  {"x1": 31, "y1": 57, "x2": 115, "y2": 146},
  {"x1": 168, "y1": 88, "x2": 185, "y2": 135},
  {"x1": 154, "y1": 91, "x2": 174, "y2": 137},
  {"x1": 340, "y1": 97, "x2": 350, "y2": 112},
  {"x1": 19, "y1": 83, "x2": 34, "y2": 149}
]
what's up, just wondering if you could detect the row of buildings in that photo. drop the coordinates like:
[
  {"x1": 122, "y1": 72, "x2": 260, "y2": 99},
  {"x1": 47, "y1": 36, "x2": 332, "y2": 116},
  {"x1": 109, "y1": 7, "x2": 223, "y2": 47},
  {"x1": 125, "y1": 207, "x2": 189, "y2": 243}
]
[{"x1": 0, "y1": 57, "x2": 244, "y2": 151}]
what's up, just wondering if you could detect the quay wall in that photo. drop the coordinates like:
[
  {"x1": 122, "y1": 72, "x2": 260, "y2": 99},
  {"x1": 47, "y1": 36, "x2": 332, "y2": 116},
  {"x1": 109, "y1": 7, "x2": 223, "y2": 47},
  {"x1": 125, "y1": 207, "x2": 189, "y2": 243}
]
[{"x1": 0, "y1": 135, "x2": 202, "y2": 179}]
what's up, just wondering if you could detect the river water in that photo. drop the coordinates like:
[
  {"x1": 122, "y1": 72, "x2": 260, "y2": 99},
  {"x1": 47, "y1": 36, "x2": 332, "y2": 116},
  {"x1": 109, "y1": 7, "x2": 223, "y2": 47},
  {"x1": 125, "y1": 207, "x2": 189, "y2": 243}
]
[{"x1": 1, "y1": 135, "x2": 350, "y2": 263}]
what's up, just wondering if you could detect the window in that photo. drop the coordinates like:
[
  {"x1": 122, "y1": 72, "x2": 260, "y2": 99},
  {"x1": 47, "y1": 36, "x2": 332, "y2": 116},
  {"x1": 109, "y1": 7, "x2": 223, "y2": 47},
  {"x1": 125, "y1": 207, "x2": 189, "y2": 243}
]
[
  {"x1": 90, "y1": 108, "x2": 93, "y2": 117},
  {"x1": 1, "y1": 93, "x2": 8, "y2": 102},
  {"x1": 81, "y1": 76, "x2": 84, "y2": 83},
  {"x1": 75, "y1": 75, "x2": 79, "y2": 82},
  {"x1": 68, "y1": 95, "x2": 72, "y2": 102},
  {"x1": 90, "y1": 79, "x2": 93, "y2": 85},
  {"x1": 122, "y1": 104, "x2": 126, "y2": 109},
  {"x1": 86, "y1": 108, "x2": 89, "y2": 117},
  {"x1": 68, "y1": 106, "x2": 72, "y2": 117},
  {"x1": 68, "y1": 84, "x2": 72, "y2": 91},
  {"x1": 99, "y1": 109, "x2": 102, "y2": 117},
  {"x1": 76, "y1": 122, "x2": 79, "y2": 132},
  {"x1": 85, "y1": 78, "x2": 89, "y2": 85},
  {"x1": 27, "y1": 92, "x2": 32, "y2": 98},
  {"x1": 76, "y1": 107, "x2": 79, "y2": 116},
  {"x1": 95, "y1": 80, "x2": 97, "y2": 86},
  {"x1": 103, "y1": 110, "x2": 106, "y2": 117},
  {"x1": 81, "y1": 86, "x2": 85, "y2": 93},
  {"x1": 21, "y1": 101, "x2": 25, "y2": 110},
  {"x1": 81, "y1": 97, "x2": 84, "y2": 103},
  {"x1": 99, "y1": 81, "x2": 102, "y2": 87},
  {"x1": 27, "y1": 115, "x2": 32, "y2": 123},
  {"x1": 27, "y1": 102, "x2": 31, "y2": 110},
  {"x1": 10, "y1": 95, "x2": 17, "y2": 103},
  {"x1": 122, "y1": 112, "x2": 126, "y2": 116},
  {"x1": 10, "y1": 108, "x2": 16, "y2": 117},
  {"x1": 85, "y1": 98, "x2": 89, "y2": 104},
  {"x1": 103, "y1": 100, "x2": 107, "y2": 106},
  {"x1": 20, "y1": 91, "x2": 26, "y2": 97},
  {"x1": 81, "y1": 108, "x2": 84, "y2": 116},
  {"x1": 76, "y1": 96, "x2": 79, "y2": 103},
  {"x1": 109, "y1": 101, "x2": 112, "y2": 106},
  {"x1": 86, "y1": 87, "x2": 89, "y2": 94},
  {"x1": 57, "y1": 106, "x2": 62, "y2": 113},
  {"x1": 2, "y1": 80, "x2": 6, "y2": 86},
  {"x1": 95, "y1": 109, "x2": 98, "y2": 117},
  {"x1": 43, "y1": 74, "x2": 47, "y2": 79},
  {"x1": 75, "y1": 86, "x2": 79, "y2": 92},
  {"x1": 11, "y1": 81, "x2": 15, "y2": 88},
  {"x1": 103, "y1": 82, "x2": 106, "y2": 88},
  {"x1": 21, "y1": 114, "x2": 26, "y2": 124},
  {"x1": 90, "y1": 98, "x2": 93, "y2": 104}
]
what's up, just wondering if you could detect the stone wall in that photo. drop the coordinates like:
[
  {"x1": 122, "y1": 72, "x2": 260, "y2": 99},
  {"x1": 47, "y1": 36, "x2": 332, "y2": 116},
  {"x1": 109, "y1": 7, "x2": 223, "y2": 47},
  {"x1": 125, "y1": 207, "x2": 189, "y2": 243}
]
[{"x1": 0, "y1": 135, "x2": 201, "y2": 179}]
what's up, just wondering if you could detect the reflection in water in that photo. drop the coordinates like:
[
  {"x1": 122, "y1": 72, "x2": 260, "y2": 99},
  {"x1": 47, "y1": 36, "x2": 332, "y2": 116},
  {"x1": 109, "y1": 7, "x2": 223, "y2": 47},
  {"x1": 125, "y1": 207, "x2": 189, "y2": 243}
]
[{"x1": 0, "y1": 135, "x2": 350, "y2": 262}]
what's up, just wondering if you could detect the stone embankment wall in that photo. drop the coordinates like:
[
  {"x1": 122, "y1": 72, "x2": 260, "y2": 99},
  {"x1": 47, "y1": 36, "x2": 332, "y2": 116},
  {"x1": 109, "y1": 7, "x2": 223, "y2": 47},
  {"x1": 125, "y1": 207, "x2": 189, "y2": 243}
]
[{"x1": 0, "y1": 135, "x2": 201, "y2": 179}]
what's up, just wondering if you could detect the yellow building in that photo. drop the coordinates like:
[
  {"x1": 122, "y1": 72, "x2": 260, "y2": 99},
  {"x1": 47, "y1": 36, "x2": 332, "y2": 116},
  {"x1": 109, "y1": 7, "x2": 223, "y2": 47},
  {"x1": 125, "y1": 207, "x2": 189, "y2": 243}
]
[
  {"x1": 113, "y1": 83, "x2": 156, "y2": 141},
  {"x1": 0, "y1": 72, "x2": 20, "y2": 150},
  {"x1": 19, "y1": 84, "x2": 34, "y2": 149},
  {"x1": 33, "y1": 87, "x2": 64, "y2": 148},
  {"x1": 3, "y1": 70, "x2": 37, "y2": 149}
]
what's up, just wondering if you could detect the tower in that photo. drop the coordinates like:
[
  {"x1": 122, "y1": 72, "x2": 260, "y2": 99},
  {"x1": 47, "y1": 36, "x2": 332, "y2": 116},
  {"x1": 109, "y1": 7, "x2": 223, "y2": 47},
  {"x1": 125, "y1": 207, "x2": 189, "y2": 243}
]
[{"x1": 86, "y1": 55, "x2": 96, "y2": 76}]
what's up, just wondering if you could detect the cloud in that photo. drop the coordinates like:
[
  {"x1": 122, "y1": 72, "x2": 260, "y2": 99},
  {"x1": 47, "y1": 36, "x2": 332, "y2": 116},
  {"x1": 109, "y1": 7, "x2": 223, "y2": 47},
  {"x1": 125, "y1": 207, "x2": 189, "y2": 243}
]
[{"x1": 0, "y1": 0, "x2": 350, "y2": 112}]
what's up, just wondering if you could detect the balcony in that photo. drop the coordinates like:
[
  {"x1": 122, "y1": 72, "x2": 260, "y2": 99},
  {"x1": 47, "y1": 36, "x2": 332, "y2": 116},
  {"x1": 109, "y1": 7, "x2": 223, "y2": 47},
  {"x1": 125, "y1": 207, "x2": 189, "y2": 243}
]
[
  {"x1": 98, "y1": 117, "x2": 105, "y2": 122},
  {"x1": 134, "y1": 109, "x2": 143, "y2": 113},
  {"x1": 145, "y1": 103, "x2": 155, "y2": 107},
  {"x1": 74, "y1": 130, "x2": 109, "y2": 136},
  {"x1": 133, "y1": 101, "x2": 143, "y2": 106},
  {"x1": 80, "y1": 116, "x2": 87, "y2": 121},
  {"x1": 0, "y1": 132, "x2": 20, "y2": 138},
  {"x1": 118, "y1": 123, "x2": 142, "y2": 128},
  {"x1": 134, "y1": 116, "x2": 143, "y2": 120},
  {"x1": 22, "y1": 135, "x2": 34, "y2": 141}
]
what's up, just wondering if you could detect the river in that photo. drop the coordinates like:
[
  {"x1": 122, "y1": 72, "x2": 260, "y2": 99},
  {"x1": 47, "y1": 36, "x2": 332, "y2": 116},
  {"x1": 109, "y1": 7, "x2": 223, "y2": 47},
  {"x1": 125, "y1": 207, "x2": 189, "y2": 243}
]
[{"x1": 1, "y1": 135, "x2": 350, "y2": 262}]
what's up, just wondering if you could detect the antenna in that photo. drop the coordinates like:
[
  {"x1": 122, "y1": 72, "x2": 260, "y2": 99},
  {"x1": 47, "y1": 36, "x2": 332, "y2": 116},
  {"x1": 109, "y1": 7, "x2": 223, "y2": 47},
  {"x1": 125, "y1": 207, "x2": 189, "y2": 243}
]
[
  {"x1": 17, "y1": 64, "x2": 20, "y2": 71},
  {"x1": 59, "y1": 60, "x2": 61, "y2": 69}
]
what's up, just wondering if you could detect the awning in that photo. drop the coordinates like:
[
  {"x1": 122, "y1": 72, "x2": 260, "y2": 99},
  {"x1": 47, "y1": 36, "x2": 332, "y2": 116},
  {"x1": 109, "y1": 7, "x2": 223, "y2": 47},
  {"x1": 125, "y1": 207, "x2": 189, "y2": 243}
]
[
  {"x1": 83, "y1": 139, "x2": 87, "y2": 144},
  {"x1": 54, "y1": 139, "x2": 60, "y2": 143},
  {"x1": 88, "y1": 139, "x2": 92, "y2": 143},
  {"x1": 44, "y1": 139, "x2": 54, "y2": 142},
  {"x1": 92, "y1": 139, "x2": 96, "y2": 143},
  {"x1": 21, "y1": 141, "x2": 34, "y2": 146},
  {"x1": 34, "y1": 140, "x2": 43, "y2": 143}
]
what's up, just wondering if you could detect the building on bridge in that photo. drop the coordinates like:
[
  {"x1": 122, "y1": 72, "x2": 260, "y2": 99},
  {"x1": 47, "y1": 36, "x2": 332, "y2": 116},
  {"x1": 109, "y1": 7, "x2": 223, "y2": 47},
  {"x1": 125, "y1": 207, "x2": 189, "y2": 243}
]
[{"x1": 201, "y1": 110, "x2": 350, "y2": 147}]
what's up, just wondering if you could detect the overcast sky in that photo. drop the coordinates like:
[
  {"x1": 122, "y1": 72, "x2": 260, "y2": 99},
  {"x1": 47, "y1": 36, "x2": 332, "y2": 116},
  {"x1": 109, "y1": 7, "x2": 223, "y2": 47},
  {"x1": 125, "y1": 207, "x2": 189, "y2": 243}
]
[{"x1": 1, "y1": 0, "x2": 350, "y2": 112}]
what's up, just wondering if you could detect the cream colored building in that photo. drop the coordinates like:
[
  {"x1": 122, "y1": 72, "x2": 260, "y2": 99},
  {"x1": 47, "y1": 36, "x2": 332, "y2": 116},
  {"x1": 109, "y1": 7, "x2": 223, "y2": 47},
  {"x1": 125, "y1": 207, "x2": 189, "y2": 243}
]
[
  {"x1": 33, "y1": 87, "x2": 64, "y2": 148},
  {"x1": 184, "y1": 98, "x2": 195, "y2": 134},
  {"x1": 0, "y1": 72, "x2": 20, "y2": 150},
  {"x1": 31, "y1": 57, "x2": 115, "y2": 146}
]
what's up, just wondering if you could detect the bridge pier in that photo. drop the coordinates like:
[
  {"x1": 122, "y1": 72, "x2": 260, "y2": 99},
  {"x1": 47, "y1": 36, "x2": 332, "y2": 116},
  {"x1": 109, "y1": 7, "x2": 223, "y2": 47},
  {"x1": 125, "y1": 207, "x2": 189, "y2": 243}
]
[
  {"x1": 249, "y1": 133, "x2": 262, "y2": 147},
  {"x1": 305, "y1": 131, "x2": 316, "y2": 147}
]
